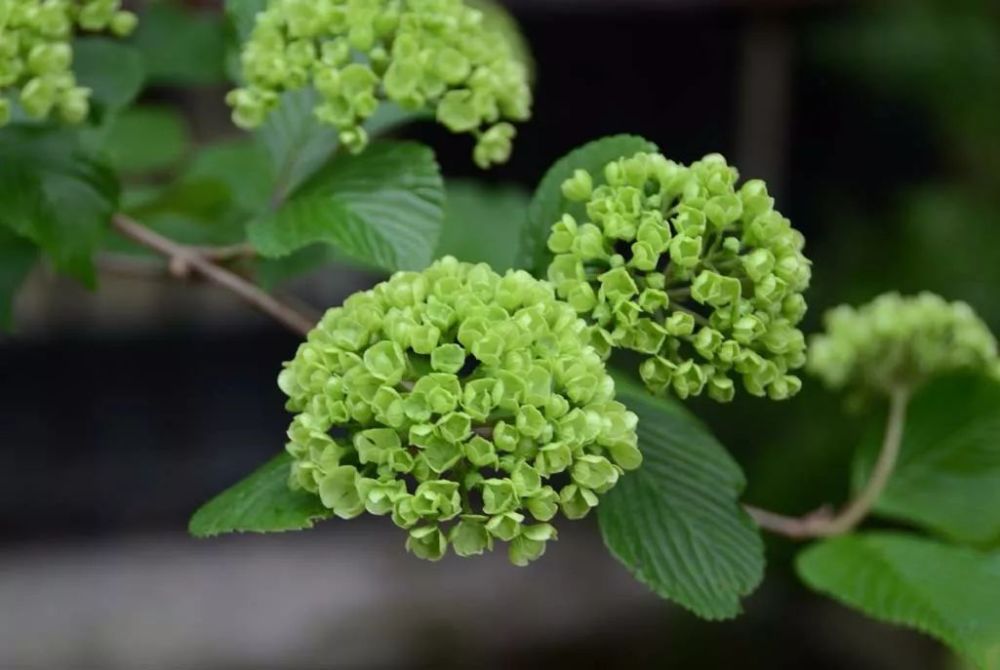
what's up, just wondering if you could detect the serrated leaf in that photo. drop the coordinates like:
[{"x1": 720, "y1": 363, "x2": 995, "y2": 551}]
[
  {"x1": 248, "y1": 141, "x2": 444, "y2": 272},
  {"x1": 797, "y1": 532, "x2": 1000, "y2": 669},
  {"x1": 598, "y1": 379, "x2": 765, "y2": 620},
  {"x1": 522, "y1": 134, "x2": 658, "y2": 275},
  {"x1": 0, "y1": 227, "x2": 37, "y2": 331},
  {"x1": 104, "y1": 106, "x2": 190, "y2": 174},
  {"x1": 0, "y1": 127, "x2": 118, "y2": 287},
  {"x1": 258, "y1": 90, "x2": 424, "y2": 206},
  {"x1": 133, "y1": 2, "x2": 226, "y2": 86},
  {"x1": 436, "y1": 179, "x2": 529, "y2": 273},
  {"x1": 853, "y1": 374, "x2": 1000, "y2": 546},
  {"x1": 189, "y1": 452, "x2": 332, "y2": 537},
  {"x1": 73, "y1": 38, "x2": 145, "y2": 112},
  {"x1": 258, "y1": 88, "x2": 340, "y2": 204}
]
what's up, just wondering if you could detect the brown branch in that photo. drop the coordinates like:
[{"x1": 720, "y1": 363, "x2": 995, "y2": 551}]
[
  {"x1": 744, "y1": 385, "x2": 912, "y2": 540},
  {"x1": 110, "y1": 214, "x2": 316, "y2": 337}
]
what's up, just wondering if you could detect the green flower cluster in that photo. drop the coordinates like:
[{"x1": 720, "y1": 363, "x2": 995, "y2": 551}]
[
  {"x1": 547, "y1": 151, "x2": 811, "y2": 402},
  {"x1": 229, "y1": 0, "x2": 532, "y2": 167},
  {"x1": 0, "y1": 0, "x2": 137, "y2": 126},
  {"x1": 279, "y1": 257, "x2": 641, "y2": 564},
  {"x1": 808, "y1": 292, "x2": 1000, "y2": 393}
]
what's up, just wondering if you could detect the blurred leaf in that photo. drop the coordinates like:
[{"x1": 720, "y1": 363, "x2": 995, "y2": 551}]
[
  {"x1": 249, "y1": 141, "x2": 444, "y2": 272},
  {"x1": 104, "y1": 106, "x2": 190, "y2": 174},
  {"x1": 189, "y1": 452, "x2": 332, "y2": 537},
  {"x1": 0, "y1": 227, "x2": 38, "y2": 331},
  {"x1": 256, "y1": 244, "x2": 339, "y2": 290},
  {"x1": 854, "y1": 373, "x2": 1000, "y2": 545},
  {"x1": 523, "y1": 134, "x2": 657, "y2": 275},
  {"x1": 797, "y1": 532, "x2": 1000, "y2": 669},
  {"x1": 598, "y1": 379, "x2": 765, "y2": 620},
  {"x1": 73, "y1": 38, "x2": 145, "y2": 112},
  {"x1": 436, "y1": 179, "x2": 529, "y2": 272},
  {"x1": 133, "y1": 2, "x2": 226, "y2": 86},
  {"x1": 225, "y1": 0, "x2": 267, "y2": 42},
  {"x1": 0, "y1": 127, "x2": 118, "y2": 287},
  {"x1": 185, "y1": 139, "x2": 272, "y2": 214}
]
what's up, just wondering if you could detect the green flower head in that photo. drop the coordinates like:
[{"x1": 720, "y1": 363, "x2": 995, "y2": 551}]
[
  {"x1": 279, "y1": 256, "x2": 640, "y2": 564},
  {"x1": 228, "y1": 0, "x2": 532, "y2": 167},
  {"x1": 808, "y1": 292, "x2": 1000, "y2": 394},
  {"x1": 546, "y1": 151, "x2": 811, "y2": 402},
  {"x1": 0, "y1": 0, "x2": 138, "y2": 127}
]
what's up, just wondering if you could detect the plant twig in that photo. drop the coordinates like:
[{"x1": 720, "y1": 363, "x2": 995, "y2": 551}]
[
  {"x1": 745, "y1": 385, "x2": 911, "y2": 540},
  {"x1": 110, "y1": 214, "x2": 316, "y2": 336}
]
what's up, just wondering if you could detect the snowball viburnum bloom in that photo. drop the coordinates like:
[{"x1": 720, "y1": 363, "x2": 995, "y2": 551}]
[
  {"x1": 278, "y1": 257, "x2": 640, "y2": 564},
  {"x1": 228, "y1": 0, "x2": 532, "y2": 167},
  {"x1": 548, "y1": 152, "x2": 811, "y2": 402},
  {"x1": 808, "y1": 292, "x2": 1000, "y2": 394},
  {"x1": 0, "y1": 0, "x2": 137, "y2": 126}
]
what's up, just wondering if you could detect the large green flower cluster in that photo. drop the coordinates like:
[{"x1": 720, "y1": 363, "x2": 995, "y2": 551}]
[
  {"x1": 547, "y1": 151, "x2": 811, "y2": 402},
  {"x1": 279, "y1": 257, "x2": 640, "y2": 564},
  {"x1": 0, "y1": 0, "x2": 137, "y2": 126},
  {"x1": 229, "y1": 0, "x2": 532, "y2": 167},
  {"x1": 808, "y1": 292, "x2": 1000, "y2": 393}
]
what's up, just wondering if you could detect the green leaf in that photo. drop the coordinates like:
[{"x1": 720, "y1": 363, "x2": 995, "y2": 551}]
[
  {"x1": 189, "y1": 452, "x2": 332, "y2": 537},
  {"x1": 598, "y1": 379, "x2": 765, "y2": 620},
  {"x1": 225, "y1": 0, "x2": 268, "y2": 41},
  {"x1": 248, "y1": 141, "x2": 444, "y2": 272},
  {"x1": 797, "y1": 532, "x2": 1000, "y2": 669},
  {"x1": 436, "y1": 179, "x2": 529, "y2": 273},
  {"x1": 0, "y1": 227, "x2": 37, "y2": 331},
  {"x1": 133, "y1": 2, "x2": 226, "y2": 86},
  {"x1": 258, "y1": 88, "x2": 341, "y2": 204},
  {"x1": 73, "y1": 38, "x2": 146, "y2": 112},
  {"x1": 184, "y1": 139, "x2": 272, "y2": 214},
  {"x1": 522, "y1": 134, "x2": 658, "y2": 275},
  {"x1": 257, "y1": 90, "x2": 423, "y2": 206},
  {"x1": 0, "y1": 127, "x2": 118, "y2": 287},
  {"x1": 854, "y1": 373, "x2": 1000, "y2": 546},
  {"x1": 104, "y1": 106, "x2": 190, "y2": 174}
]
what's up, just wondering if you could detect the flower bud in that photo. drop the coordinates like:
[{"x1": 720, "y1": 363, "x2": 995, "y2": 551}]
[{"x1": 282, "y1": 258, "x2": 638, "y2": 564}]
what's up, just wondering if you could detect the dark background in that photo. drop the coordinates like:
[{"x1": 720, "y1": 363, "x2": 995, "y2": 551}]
[{"x1": 2, "y1": 0, "x2": 996, "y2": 667}]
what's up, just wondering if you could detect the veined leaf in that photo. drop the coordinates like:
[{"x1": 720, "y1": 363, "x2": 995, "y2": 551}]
[
  {"x1": 598, "y1": 379, "x2": 765, "y2": 620},
  {"x1": 854, "y1": 373, "x2": 1000, "y2": 545},
  {"x1": 189, "y1": 452, "x2": 332, "y2": 537},
  {"x1": 258, "y1": 88, "x2": 341, "y2": 205},
  {"x1": 522, "y1": 134, "x2": 658, "y2": 275},
  {"x1": 248, "y1": 141, "x2": 444, "y2": 272},
  {"x1": 797, "y1": 532, "x2": 1000, "y2": 669}
]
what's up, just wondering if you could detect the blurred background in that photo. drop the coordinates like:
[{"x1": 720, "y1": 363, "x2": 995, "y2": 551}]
[{"x1": 2, "y1": 0, "x2": 997, "y2": 667}]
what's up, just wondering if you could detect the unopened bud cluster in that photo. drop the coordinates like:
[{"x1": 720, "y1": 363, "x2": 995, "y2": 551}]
[
  {"x1": 0, "y1": 0, "x2": 137, "y2": 126},
  {"x1": 547, "y1": 152, "x2": 811, "y2": 402},
  {"x1": 229, "y1": 0, "x2": 532, "y2": 167},
  {"x1": 279, "y1": 257, "x2": 640, "y2": 564},
  {"x1": 809, "y1": 292, "x2": 1000, "y2": 393}
]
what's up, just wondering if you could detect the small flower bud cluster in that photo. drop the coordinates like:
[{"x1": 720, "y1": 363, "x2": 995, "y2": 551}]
[
  {"x1": 809, "y1": 292, "x2": 1000, "y2": 393},
  {"x1": 229, "y1": 0, "x2": 532, "y2": 167},
  {"x1": 279, "y1": 257, "x2": 641, "y2": 564},
  {"x1": 0, "y1": 0, "x2": 138, "y2": 127},
  {"x1": 547, "y1": 152, "x2": 811, "y2": 402}
]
